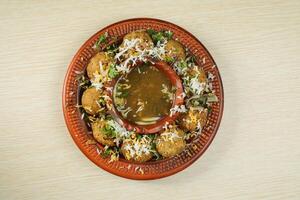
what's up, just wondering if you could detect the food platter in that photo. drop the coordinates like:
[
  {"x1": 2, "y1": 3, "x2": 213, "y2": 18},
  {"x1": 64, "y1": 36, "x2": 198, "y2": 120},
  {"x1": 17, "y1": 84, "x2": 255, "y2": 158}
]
[{"x1": 62, "y1": 18, "x2": 224, "y2": 180}]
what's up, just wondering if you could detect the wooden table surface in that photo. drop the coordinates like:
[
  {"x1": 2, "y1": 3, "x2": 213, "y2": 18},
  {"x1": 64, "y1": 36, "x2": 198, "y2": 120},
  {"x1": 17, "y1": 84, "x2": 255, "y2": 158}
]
[{"x1": 1, "y1": 1, "x2": 300, "y2": 199}]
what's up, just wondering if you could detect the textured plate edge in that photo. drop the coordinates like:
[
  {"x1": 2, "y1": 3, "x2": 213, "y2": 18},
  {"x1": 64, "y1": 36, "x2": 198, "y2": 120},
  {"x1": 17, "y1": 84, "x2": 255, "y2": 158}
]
[{"x1": 62, "y1": 17, "x2": 224, "y2": 180}]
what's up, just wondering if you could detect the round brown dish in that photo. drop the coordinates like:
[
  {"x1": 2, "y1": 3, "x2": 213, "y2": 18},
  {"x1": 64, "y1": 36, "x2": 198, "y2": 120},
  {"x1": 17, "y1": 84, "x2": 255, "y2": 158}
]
[{"x1": 62, "y1": 18, "x2": 224, "y2": 180}]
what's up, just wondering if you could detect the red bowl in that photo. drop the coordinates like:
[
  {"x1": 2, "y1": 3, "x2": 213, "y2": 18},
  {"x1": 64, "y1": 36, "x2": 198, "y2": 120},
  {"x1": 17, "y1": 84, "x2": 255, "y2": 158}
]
[
  {"x1": 62, "y1": 18, "x2": 224, "y2": 180},
  {"x1": 107, "y1": 60, "x2": 184, "y2": 134}
]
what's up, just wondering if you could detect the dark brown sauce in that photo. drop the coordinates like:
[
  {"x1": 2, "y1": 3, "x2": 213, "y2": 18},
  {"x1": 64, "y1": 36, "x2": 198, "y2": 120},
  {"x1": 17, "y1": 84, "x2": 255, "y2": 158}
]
[{"x1": 114, "y1": 64, "x2": 174, "y2": 125}]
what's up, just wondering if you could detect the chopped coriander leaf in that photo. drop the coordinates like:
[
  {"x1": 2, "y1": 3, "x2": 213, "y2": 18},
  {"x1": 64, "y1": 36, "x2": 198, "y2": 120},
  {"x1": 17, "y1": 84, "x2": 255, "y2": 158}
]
[
  {"x1": 117, "y1": 90, "x2": 129, "y2": 98},
  {"x1": 146, "y1": 29, "x2": 166, "y2": 44},
  {"x1": 102, "y1": 124, "x2": 117, "y2": 138},
  {"x1": 207, "y1": 94, "x2": 218, "y2": 102},
  {"x1": 185, "y1": 55, "x2": 196, "y2": 66},
  {"x1": 153, "y1": 151, "x2": 162, "y2": 160},
  {"x1": 147, "y1": 134, "x2": 156, "y2": 140},
  {"x1": 183, "y1": 78, "x2": 189, "y2": 85},
  {"x1": 146, "y1": 29, "x2": 157, "y2": 36},
  {"x1": 108, "y1": 64, "x2": 119, "y2": 78},
  {"x1": 100, "y1": 148, "x2": 113, "y2": 158},
  {"x1": 163, "y1": 30, "x2": 173, "y2": 40},
  {"x1": 197, "y1": 96, "x2": 208, "y2": 106},
  {"x1": 207, "y1": 106, "x2": 212, "y2": 113},
  {"x1": 95, "y1": 32, "x2": 108, "y2": 48},
  {"x1": 105, "y1": 115, "x2": 114, "y2": 121},
  {"x1": 178, "y1": 60, "x2": 188, "y2": 68},
  {"x1": 106, "y1": 43, "x2": 117, "y2": 50},
  {"x1": 106, "y1": 43, "x2": 118, "y2": 55},
  {"x1": 165, "y1": 56, "x2": 175, "y2": 63},
  {"x1": 186, "y1": 56, "x2": 196, "y2": 62},
  {"x1": 98, "y1": 35, "x2": 106, "y2": 43},
  {"x1": 189, "y1": 94, "x2": 218, "y2": 107},
  {"x1": 76, "y1": 74, "x2": 90, "y2": 89},
  {"x1": 151, "y1": 142, "x2": 162, "y2": 160},
  {"x1": 136, "y1": 134, "x2": 142, "y2": 140},
  {"x1": 152, "y1": 32, "x2": 164, "y2": 43},
  {"x1": 98, "y1": 97, "x2": 106, "y2": 106},
  {"x1": 151, "y1": 141, "x2": 156, "y2": 149}
]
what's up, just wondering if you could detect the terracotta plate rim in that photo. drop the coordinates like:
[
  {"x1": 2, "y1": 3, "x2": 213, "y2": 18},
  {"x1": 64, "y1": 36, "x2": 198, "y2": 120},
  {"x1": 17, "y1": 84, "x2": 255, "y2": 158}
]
[{"x1": 62, "y1": 17, "x2": 224, "y2": 180}]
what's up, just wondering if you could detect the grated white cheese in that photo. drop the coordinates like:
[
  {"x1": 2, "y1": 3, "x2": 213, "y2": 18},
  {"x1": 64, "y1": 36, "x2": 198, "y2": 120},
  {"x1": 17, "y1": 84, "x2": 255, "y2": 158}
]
[
  {"x1": 124, "y1": 136, "x2": 152, "y2": 158},
  {"x1": 160, "y1": 132, "x2": 181, "y2": 142},
  {"x1": 196, "y1": 122, "x2": 202, "y2": 133},
  {"x1": 173, "y1": 61, "x2": 188, "y2": 75},
  {"x1": 162, "y1": 122, "x2": 170, "y2": 130},
  {"x1": 96, "y1": 147, "x2": 101, "y2": 155},
  {"x1": 177, "y1": 92, "x2": 186, "y2": 99},
  {"x1": 91, "y1": 73, "x2": 104, "y2": 90},
  {"x1": 108, "y1": 151, "x2": 119, "y2": 163},
  {"x1": 119, "y1": 107, "x2": 132, "y2": 118},
  {"x1": 115, "y1": 38, "x2": 141, "y2": 60},
  {"x1": 208, "y1": 72, "x2": 215, "y2": 81},
  {"x1": 148, "y1": 40, "x2": 167, "y2": 59},
  {"x1": 106, "y1": 120, "x2": 131, "y2": 138},
  {"x1": 161, "y1": 84, "x2": 174, "y2": 101},
  {"x1": 91, "y1": 81, "x2": 103, "y2": 91},
  {"x1": 114, "y1": 38, "x2": 167, "y2": 74},
  {"x1": 115, "y1": 62, "x2": 131, "y2": 74},
  {"x1": 189, "y1": 77, "x2": 205, "y2": 95},
  {"x1": 136, "y1": 101, "x2": 145, "y2": 113},
  {"x1": 170, "y1": 105, "x2": 187, "y2": 116}
]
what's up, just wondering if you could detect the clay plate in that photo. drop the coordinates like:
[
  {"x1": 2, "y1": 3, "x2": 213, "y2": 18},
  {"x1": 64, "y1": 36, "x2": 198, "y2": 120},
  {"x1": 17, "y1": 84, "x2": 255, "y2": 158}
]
[{"x1": 62, "y1": 18, "x2": 224, "y2": 180}]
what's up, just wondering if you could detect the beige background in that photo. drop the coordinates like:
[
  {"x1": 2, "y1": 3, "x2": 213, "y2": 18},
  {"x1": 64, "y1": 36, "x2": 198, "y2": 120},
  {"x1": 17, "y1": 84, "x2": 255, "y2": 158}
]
[{"x1": 1, "y1": 0, "x2": 300, "y2": 199}]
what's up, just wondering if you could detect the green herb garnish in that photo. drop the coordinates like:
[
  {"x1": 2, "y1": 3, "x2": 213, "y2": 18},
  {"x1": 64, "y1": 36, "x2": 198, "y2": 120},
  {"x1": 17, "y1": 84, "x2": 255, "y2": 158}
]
[
  {"x1": 178, "y1": 60, "x2": 188, "y2": 68},
  {"x1": 146, "y1": 29, "x2": 156, "y2": 36},
  {"x1": 95, "y1": 32, "x2": 108, "y2": 48},
  {"x1": 207, "y1": 106, "x2": 212, "y2": 113},
  {"x1": 147, "y1": 134, "x2": 156, "y2": 140},
  {"x1": 102, "y1": 123, "x2": 117, "y2": 138},
  {"x1": 189, "y1": 93, "x2": 218, "y2": 108},
  {"x1": 108, "y1": 64, "x2": 119, "y2": 79},
  {"x1": 116, "y1": 90, "x2": 129, "y2": 98},
  {"x1": 186, "y1": 55, "x2": 196, "y2": 65},
  {"x1": 150, "y1": 142, "x2": 162, "y2": 160},
  {"x1": 165, "y1": 56, "x2": 175, "y2": 63},
  {"x1": 152, "y1": 32, "x2": 164, "y2": 43},
  {"x1": 163, "y1": 30, "x2": 173, "y2": 40},
  {"x1": 106, "y1": 43, "x2": 118, "y2": 55},
  {"x1": 97, "y1": 97, "x2": 106, "y2": 106},
  {"x1": 146, "y1": 29, "x2": 173, "y2": 44},
  {"x1": 136, "y1": 134, "x2": 142, "y2": 140},
  {"x1": 100, "y1": 147, "x2": 113, "y2": 158},
  {"x1": 76, "y1": 74, "x2": 90, "y2": 89},
  {"x1": 207, "y1": 93, "x2": 218, "y2": 102}
]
